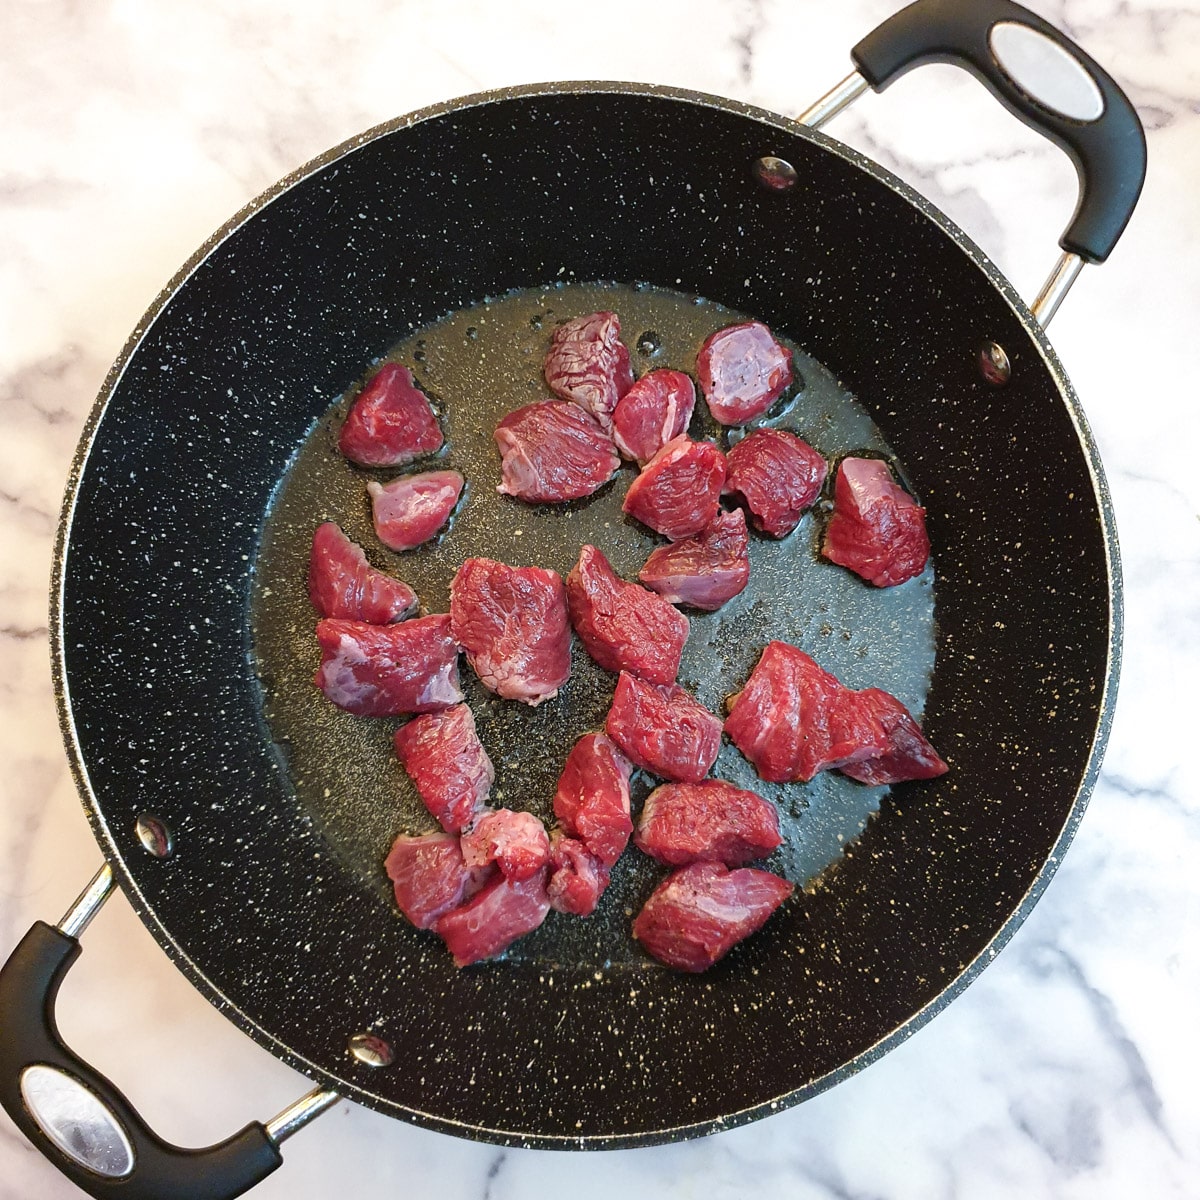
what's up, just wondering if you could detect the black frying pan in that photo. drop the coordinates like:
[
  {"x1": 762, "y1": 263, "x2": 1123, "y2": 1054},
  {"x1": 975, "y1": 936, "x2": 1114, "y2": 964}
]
[{"x1": 0, "y1": 1, "x2": 1146, "y2": 1197}]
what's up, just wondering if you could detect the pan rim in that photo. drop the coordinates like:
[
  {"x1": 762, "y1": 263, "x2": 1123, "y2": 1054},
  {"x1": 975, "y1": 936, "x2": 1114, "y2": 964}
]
[{"x1": 48, "y1": 79, "x2": 1121, "y2": 1148}]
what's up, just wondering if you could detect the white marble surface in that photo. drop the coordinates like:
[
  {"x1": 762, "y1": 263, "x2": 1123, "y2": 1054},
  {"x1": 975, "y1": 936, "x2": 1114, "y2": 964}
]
[{"x1": 2, "y1": 1, "x2": 1198, "y2": 1196}]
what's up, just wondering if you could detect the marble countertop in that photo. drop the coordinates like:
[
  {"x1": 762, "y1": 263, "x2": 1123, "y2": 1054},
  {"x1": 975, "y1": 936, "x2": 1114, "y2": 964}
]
[{"x1": 2, "y1": 1, "x2": 1197, "y2": 1197}]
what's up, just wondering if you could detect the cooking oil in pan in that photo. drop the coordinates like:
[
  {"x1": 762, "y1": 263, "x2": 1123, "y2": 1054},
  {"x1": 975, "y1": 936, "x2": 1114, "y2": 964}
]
[{"x1": 251, "y1": 280, "x2": 936, "y2": 968}]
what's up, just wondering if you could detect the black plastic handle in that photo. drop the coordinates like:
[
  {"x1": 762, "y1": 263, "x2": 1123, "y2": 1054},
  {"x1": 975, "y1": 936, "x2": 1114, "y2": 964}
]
[
  {"x1": 851, "y1": 0, "x2": 1146, "y2": 262},
  {"x1": 0, "y1": 921, "x2": 282, "y2": 1200}
]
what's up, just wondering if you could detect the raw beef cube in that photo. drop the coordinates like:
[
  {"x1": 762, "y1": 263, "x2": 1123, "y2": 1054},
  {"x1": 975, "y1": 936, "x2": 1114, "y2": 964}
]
[
  {"x1": 632, "y1": 862, "x2": 793, "y2": 972},
  {"x1": 622, "y1": 436, "x2": 726, "y2": 541},
  {"x1": 494, "y1": 401, "x2": 620, "y2": 503},
  {"x1": 724, "y1": 429, "x2": 827, "y2": 537},
  {"x1": 634, "y1": 780, "x2": 782, "y2": 866},
  {"x1": 308, "y1": 522, "x2": 417, "y2": 624},
  {"x1": 543, "y1": 311, "x2": 634, "y2": 433},
  {"x1": 725, "y1": 641, "x2": 889, "y2": 782},
  {"x1": 461, "y1": 809, "x2": 552, "y2": 881},
  {"x1": 838, "y1": 688, "x2": 948, "y2": 785},
  {"x1": 547, "y1": 833, "x2": 611, "y2": 916},
  {"x1": 637, "y1": 507, "x2": 750, "y2": 612},
  {"x1": 553, "y1": 732, "x2": 634, "y2": 867},
  {"x1": 384, "y1": 831, "x2": 493, "y2": 929},
  {"x1": 394, "y1": 704, "x2": 494, "y2": 833},
  {"x1": 450, "y1": 557, "x2": 571, "y2": 706},
  {"x1": 823, "y1": 457, "x2": 930, "y2": 587},
  {"x1": 611, "y1": 369, "x2": 696, "y2": 464},
  {"x1": 432, "y1": 870, "x2": 551, "y2": 967},
  {"x1": 566, "y1": 544, "x2": 689, "y2": 685},
  {"x1": 338, "y1": 363, "x2": 443, "y2": 467},
  {"x1": 368, "y1": 470, "x2": 464, "y2": 552},
  {"x1": 313, "y1": 614, "x2": 462, "y2": 717},
  {"x1": 605, "y1": 672, "x2": 722, "y2": 784},
  {"x1": 697, "y1": 322, "x2": 793, "y2": 426}
]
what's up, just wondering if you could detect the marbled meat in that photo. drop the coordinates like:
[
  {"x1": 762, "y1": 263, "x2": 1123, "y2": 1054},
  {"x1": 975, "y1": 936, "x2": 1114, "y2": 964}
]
[
  {"x1": 837, "y1": 688, "x2": 948, "y2": 785},
  {"x1": 632, "y1": 862, "x2": 793, "y2": 972},
  {"x1": 384, "y1": 831, "x2": 493, "y2": 930},
  {"x1": 635, "y1": 780, "x2": 782, "y2": 866},
  {"x1": 724, "y1": 641, "x2": 887, "y2": 783},
  {"x1": 724, "y1": 429, "x2": 826, "y2": 538},
  {"x1": 494, "y1": 400, "x2": 620, "y2": 503},
  {"x1": 449, "y1": 557, "x2": 571, "y2": 706},
  {"x1": 543, "y1": 310, "x2": 634, "y2": 432},
  {"x1": 367, "y1": 469, "x2": 463, "y2": 552},
  {"x1": 338, "y1": 363, "x2": 443, "y2": 467},
  {"x1": 394, "y1": 703, "x2": 493, "y2": 833},
  {"x1": 566, "y1": 544, "x2": 689, "y2": 685},
  {"x1": 697, "y1": 322, "x2": 793, "y2": 426},
  {"x1": 552, "y1": 732, "x2": 634, "y2": 867},
  {"x1": 637, "y1": 507, "x2": 750, "y2": 611},
  {"x1": 610, "y1": 368, "x2": 696, "y2": 464},
  {"x1": 461, "y1": 809, "x2": 552, "y2": 881},
  {"x1": 622, "y1": 436, "x2": 726, "y2": 541},
  {"x1": 432, "y1": 870, "x2": 551, "y2": 967},
  {"x1": 313, "y1": 614, "x2": 462, "y2": 717},
  {"x1": 605, "y1": 671, "x2": 722, "y2": 783},
  {"x1": 823, "y1": 457, "x2": 930, "y2": 587},
  {"x1": 725, "y1": 641, "x2": 945, "y2": 784},
  {"x1": 547, "y1": 832, "x2": 610, "y2": 917},
  {"x1": 308, "y1": 522, "x2": 417, "y2": 624}
]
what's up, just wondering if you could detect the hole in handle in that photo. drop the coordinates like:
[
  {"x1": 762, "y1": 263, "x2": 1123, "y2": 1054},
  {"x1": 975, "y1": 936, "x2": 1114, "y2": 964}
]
[{"x1": 989, "y1": 22, "x2": 1106, "y2": 122}]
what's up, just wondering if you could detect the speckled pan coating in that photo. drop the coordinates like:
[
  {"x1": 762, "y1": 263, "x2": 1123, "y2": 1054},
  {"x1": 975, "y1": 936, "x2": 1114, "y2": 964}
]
[
  {"x1": 256, "y1": 275, "x2": 932, "y2": 958},
  {"x1": 50, "y1": 83, "x2": 1119, "y2": 1149}
]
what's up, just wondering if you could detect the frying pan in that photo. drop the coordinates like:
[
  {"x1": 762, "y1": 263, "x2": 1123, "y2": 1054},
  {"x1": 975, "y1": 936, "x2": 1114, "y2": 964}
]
[{"x1": 0, "y1": 0, "x2": 1146, "y2": 1196}]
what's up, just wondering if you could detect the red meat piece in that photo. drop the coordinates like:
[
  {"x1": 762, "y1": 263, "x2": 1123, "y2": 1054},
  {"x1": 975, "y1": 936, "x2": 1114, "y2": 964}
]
[
  {"x1": 724, "y1": 642, "x2": 890, "y2": 782},
  {"x1": 313, "y1": 614, "x2": 462, "y2": 717},
  {"x1": 383, "y1": 831, "x2": 493, "y2": 929},
  {"x1": 823, "y1": 457, "x2": 930, "y2": 587},
  {"x1": 724, "y1": 429, "x2": 827, "y2": 538},
  {"x1": 547, "y1": 832, "x2": 611, "y2": 916},
  {"x1": 432, "y1": 870, "x2": 552, "y2": 967},
  {"x1": 637, "y1": 507, "x2": 750, "y2": 612},
  {"x1": 566, "y1": 544, "x2": 689, "y2": 685},
  {"x1": 461, "y1": 809, "x2": 552, "y2": 881},
  {"x1": 634, "y1": 780, "x2": 782, "y2": 866},
  {"x1": 367, "y1": 470, "x2": 463, "y2": 552},
  {"x1": 394, "y1": 704, "x2": 494, "y2": 833},
  {"x1": 838, "y1": 688, "x2": 948, "y2": 785},
  {"x1": 308, "y1": 522, "x2": 417, "y2": 624},
  {"x1": 449, "y1": 557, "x2": 571, "y2": 706},
  {"x1": 552, "y1": 732, "x2": 634, "y2": 867},
  {"x1": 605, "y1": 672, "x2": 722, "y2": 784},
  {"x1": 543, "y1": 311, "x2": 634, "y2": 433},
  {"x1": 697, "y1": 322, "x2": 793, "y2": 426},
  {"x1": 610, "y1": 369, "x2": 696, "y2": 464},
  {"x1": 338, "y1": 363, "x2": 443, "y2": 467},
  {"x1": 622, "y1": 436, "x2": 726, "y2": 541},
  {"x1": 632, "y1": 862, "x2": 793, "y2": 972},
  {"x1": 494, "y1": 401, "x2": 620, "y2": 503}
]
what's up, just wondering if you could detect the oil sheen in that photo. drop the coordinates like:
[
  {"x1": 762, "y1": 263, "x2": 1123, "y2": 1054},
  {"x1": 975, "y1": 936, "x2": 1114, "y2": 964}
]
[{"x1": 251, "y1": 280, "x2": 937, "y2": 968}]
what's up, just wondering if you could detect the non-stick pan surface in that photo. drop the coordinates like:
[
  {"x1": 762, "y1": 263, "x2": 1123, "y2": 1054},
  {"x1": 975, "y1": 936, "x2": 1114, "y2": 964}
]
[
  {"x1": 53, "y1": 84, "x2": 1116, "y2": 1146},
  {"x1": 253, "y1": 279, "x2": 940, "y2": 945}
]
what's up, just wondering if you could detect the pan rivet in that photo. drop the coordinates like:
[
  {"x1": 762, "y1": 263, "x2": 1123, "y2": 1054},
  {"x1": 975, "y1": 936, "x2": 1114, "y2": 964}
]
[
  {"x1": 979, "y1": 341, "x2": 1011, "y2": 386},
  {"x1": 753, "y1": 156, "x2": 798, "y2": 191},
  {"x1": 347, "y1": 1033, "x2": 394, "y2": 1068},
  {"x1": 134, "y1": 814, "x2": 174, "y2": 859}
]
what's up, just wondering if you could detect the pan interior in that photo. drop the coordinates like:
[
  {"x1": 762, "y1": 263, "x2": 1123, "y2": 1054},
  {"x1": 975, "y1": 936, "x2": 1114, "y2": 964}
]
[
  {"x1": 55, "y1": 85, "x2": 1113, "y2": 1146},
  {"x1": 251, "y1": 279, "x2": 937, "y2": 969}
]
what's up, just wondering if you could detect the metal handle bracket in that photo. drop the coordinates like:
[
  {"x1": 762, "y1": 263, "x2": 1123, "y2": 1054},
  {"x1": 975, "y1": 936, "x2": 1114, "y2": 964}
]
[
  {"x1": 0, "y1": 864, "x2": 339, "y2": 1200},
  {"x1": 796, "y1": 0, "x2": 1146, "y2": 326}
]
